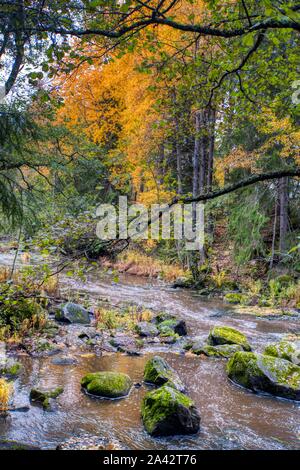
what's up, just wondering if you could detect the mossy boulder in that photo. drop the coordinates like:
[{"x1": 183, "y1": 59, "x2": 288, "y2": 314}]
[
  {"x1": 30, "y1": 386, "x2": 64, "y2": 410},
  {"x1": 141, "y1": 385, "x2": 200, "y2": 436},
  {"x1": 158, "y1": 319, "x2": 187, "y2": 337},
  {"x1": 55, "y1": 302, "x2": 90, "y2": 324},
  {"x1": 136, "y1": 322, "x2": 159, "y2": 337},
  {"x1": 208, "y1": 325, "x2": 251, "y2": 351},
  {"x1": 0, "y1": 359, "x2": 22, "y2": 377},
  {"x1": 143, "y1": 356, "x2": 185, "y2": 392},
  {"x1": 191, "y1": 341, "x2": 243, "y2": 358},
  {"x1": 264, "y1": 340, "x2": 300, "y2": 365},
  {"x1": 227, "y1": 351, "x2": 300, "y2": 401},
  {"x1": 81, "y1": 371, "x2": 132, "y2": 399}
]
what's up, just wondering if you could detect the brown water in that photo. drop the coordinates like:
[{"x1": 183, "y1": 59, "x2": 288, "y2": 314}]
[{"x1": 0, "y1": 253, "x2": 299, "y2": 450}]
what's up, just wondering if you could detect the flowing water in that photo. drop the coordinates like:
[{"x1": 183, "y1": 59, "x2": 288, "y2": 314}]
[{"x1": 0, "y1": 252, "x2": 299, "y2": 450}]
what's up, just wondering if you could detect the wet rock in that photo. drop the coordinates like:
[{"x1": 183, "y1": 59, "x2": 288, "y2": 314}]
[
  {"x1": 0, "y1": 439, "x2": 40, "y2": 450},
  {"x1": 159, "y1": 335, "x2": 178, "y2": 344},
  {"x1": 118, "y1": 346, "x2": 141, "y2": 356},
  {"x1": 0, "y1": 359, "x2": 22, "y2": 377},
  {"x1": 30, "y1": 386, "x2": 64, "y2": 410},
  {"x1": 227, "y1": 351, "x2": 300, "y2": 401},
  {"x1": 81, "y1": 371, "x2": 132, "y2": 399},
  {"x1": 208, "y1": 325, "x2": 251, "y2": 351},
  {"x1": 153, "y1": 313, "x2": 176, "y2": 324},
  {"x1": 264, "y1": 340, "x2": 300, "y2": 365},
  {"x1": 51, "y1": 355, "x2": 79, "y2": 366},
  {"x1": 78, "y1": 332, "x2": 90, "y2": 340},
  {"x1": 141, "y1": 385, "x2": 200, "y2": 436},
  {"x1": 171, "y1": 277, "x2": 194, "y2": 289},
  {"x1": 108, "y1": 334, "x2": 141, "y2": 355},
  {"x1": 55, "y1": 302, "x2": 91, "y2": 325},
  {"x1": 136, "y1": 322, "x2": 159, "y2": 337},
  {"x1": 78, "y1": 327, "x2": 99, "y2": 340},
  {"x1": 143, "y1": 356, "x2": 185, "y2": 392},
  {"x1": 191, "y1": 341, "x2": 243, "y2": 358},
  {"x1": 158, "y1": 319, "x2": 187, "y2": 337}
]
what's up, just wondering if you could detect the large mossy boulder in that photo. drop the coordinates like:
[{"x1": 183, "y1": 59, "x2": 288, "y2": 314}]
[
  {"x1": 227, "y1": 351, "x2": 300, "y2": 401},
  {"x1": 141, "y1": 385, "x2": 200, "y2": 436},
  {"x1": 135, "y1": 322, "x2": 159, "y2": 337},
  {"x1": 143, "y1": 356, "x2": 185, "y2": 392},
  {"x1": 264, "y1": 340, "x2": 300, "y2": 365},
  {"x1": 208, "y1": 325, "x2": 251, "y2": 351},
  {"x1": 55, "y1": 302, "x2": 90, "y2": 325},
  {"x1": 191, "y1": 341, "x2": 243, "y2": 358},
  {"x1": 81, "y1": 371, "x2": 132, "y2": 399}
]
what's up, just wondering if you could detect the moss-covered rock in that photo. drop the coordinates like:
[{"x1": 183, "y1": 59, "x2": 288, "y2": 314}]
[
  {"x1": 227, "y1": 351, "x2": 300, "y2": 401},
  {"x1": 191, "y1": 341, "x2": 243, "y2": 358},
  {"x1": 136, "y1": 322, "x2": 159, "y2": 337},
  {"x1": 158, "y1": 319, "x2": 187, "y2": 337},
  {"x1": 264, "y1": 341, "x2": 300, "y2": 365},
  {"x1": 208, "y1": 325, "x2": 251, "y2": 351},
  {"x1": 153, "y1": 313, "x2": 176, "y2": 324},
  {"x1": 141, "y1": 385, "x2": 200, "y2": 436},
  {"x1": 0, "y1": 359, "x2": 22, "y2": 377},
  {"x1": 30, "y1": 386, "x2": 64, "y2": 409},
  {"x1": 55, "y1": 302, "x2": 90, "y2": 324},
  {"x1": 143, "y1": 356, "x2": 185, "y2": 392},
  {"x1": 81, "y1": 371, "x2": 132, "y2": 399}
]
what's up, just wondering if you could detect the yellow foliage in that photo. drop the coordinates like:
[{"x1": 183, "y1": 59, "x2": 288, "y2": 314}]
[
  {"x1": 56, "y1": 1, "x2": 209, "y2": 205},
  {"x1": 0, "y1": 378, "x2": 12, "y2": 413}
]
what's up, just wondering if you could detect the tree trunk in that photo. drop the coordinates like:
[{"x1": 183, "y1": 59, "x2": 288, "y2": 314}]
[
  {"x1": 270, "y1": 188, "x2": 278, "y2": 269},
  {"x1": 192, "y1": 111, "x2": 201, "y2": 199},
  {"x1": 206, "y1": 107, "x2": 216, "y2": 192},
  {"x1": 175, "y1": 116, "x2": 183, "y2": 195},
  {"x1": 199, "y1": 109, "x2": 208, "y2": 195},
  {"x1": 279, "y1": 176, "x2": 289, "y2": 255}
]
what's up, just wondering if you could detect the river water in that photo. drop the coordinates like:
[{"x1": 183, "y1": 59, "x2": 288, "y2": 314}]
[{"x1": 0, "y1": 253, "x2": 299, "y2": 450}]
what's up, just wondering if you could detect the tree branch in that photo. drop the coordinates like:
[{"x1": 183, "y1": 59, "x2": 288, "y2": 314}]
[{"x1": 173, "y1": 169, "x2": 300, "y2": 205}]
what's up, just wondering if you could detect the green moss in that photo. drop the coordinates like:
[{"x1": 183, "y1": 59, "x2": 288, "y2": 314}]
[
  {"x1": 227, "y1": 351, "x2": 300, "y2": 400},
  {"x1": 0, "y1": 360, "x2": 22, "y2": 377},
  {"x1": 141, "y1": 385, "x2": 200, "y2": 436},
  {"x1": 264, "y1": 341, "x2": 300, "y2": 365},
  {"x1": 154, "y1": 313, "x2": 176, "y2": 324},
  {"x1": 224, "y1": 293, "x2": 248, "y2": 305},
  {"x1": 81, "y1": 371, "x2": 132, "y2": 399},
  {"x1": 30, "y1": 386, "x2": 64, "y2": 409},
  {"x1": 275, "y1": 275, "x2": 294, "y2": 286},
  {"x1": 143, "y1": 356, "x2": 185, "y2": 392},
  {"x1": 208, "y1": 325, "x2": 251, "y2": 351},
  {"x1": 192, "y1": 343, "x2": 243, "y2": 358}
]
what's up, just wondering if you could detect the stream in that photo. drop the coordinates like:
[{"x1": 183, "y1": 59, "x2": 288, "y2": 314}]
[{"x1": 0, "y1": 252, "x2": 299, "y2": 450}]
